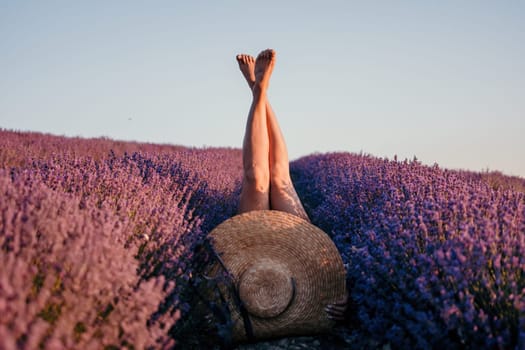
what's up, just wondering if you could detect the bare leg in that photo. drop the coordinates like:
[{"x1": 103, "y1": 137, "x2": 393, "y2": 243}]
[
  {"x1": 266, "y1": 104, "x2": 310, "y2": 221},
  {"x1": 237, "y1": 50, "x2": 274, "y2": 213},
  {"x1": 236, "y1": 53, "x2": 309, "y2": 221}
]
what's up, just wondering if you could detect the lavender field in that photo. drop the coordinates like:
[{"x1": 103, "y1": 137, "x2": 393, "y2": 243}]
[{"x1": 1, "y1": 129, "x2": 524, "y2": 349}]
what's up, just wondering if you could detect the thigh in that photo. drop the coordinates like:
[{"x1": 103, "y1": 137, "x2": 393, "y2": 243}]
[
  {"x1": 270, "y1": 183, "x2": 310, "y2": 222},
  {"x1": 238, "y1": 182, "x2": 270, "y2": 214}
]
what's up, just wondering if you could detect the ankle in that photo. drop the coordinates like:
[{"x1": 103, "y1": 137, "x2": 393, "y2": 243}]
[{"x1": 252, "y1": 84, "x2": 266, "y2": 98}]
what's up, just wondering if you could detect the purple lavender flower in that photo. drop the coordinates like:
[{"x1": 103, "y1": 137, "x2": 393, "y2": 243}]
[{"x1": 1, "y1": 129, "x2": 524, "y2": 349}]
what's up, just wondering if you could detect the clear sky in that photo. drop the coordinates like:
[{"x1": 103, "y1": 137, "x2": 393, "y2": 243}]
[{"x1": 1, "y1": 1, "x2": 524, "y2": 177}]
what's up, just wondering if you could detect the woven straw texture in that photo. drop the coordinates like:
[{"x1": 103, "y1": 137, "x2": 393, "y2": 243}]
[{"x1": 209, "y1": 210, "x2": 346, "y2": 342}]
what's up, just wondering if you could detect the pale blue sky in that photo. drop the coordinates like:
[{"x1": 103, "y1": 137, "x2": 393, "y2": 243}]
[{"x1": 1, "y1": 1, "x2": 524, "y2": 177}]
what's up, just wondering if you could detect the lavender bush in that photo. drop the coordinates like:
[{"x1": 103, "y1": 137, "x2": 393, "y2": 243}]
[
  {"x1": 0, "y1": 172, "x2": 175, "y2": 349},
  {"x1": 1, "y1": 129, "x2": 524, "y2": 349},
  {"x1": 292, "y1": 153, "x2": 525, "y2": 349}
]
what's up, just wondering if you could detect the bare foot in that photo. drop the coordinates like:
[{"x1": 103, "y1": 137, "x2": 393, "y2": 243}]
[
  {"x1": 253, "y1": 49, "x2": 275, "y2": 95},
  {"x1": 236, "y1": 54, "x2": 256, "y2": 89}
]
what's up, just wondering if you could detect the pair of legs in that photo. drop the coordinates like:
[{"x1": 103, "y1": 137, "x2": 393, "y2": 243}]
[
  {"x1": 236, "y1": 51, "x2": 348, "y2": 320},
  {"x1": 237, "y1": 49, "x2": 309, "y2": 221}
]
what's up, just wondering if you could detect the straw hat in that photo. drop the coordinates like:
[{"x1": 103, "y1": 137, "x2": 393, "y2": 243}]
[{"x1": 208, "y1": 210, "x2": 346, "y2": 342}]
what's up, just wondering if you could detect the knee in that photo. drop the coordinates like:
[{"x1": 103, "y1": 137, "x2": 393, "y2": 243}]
[
  {"x1": 270, "y1": 165, "x2": 292, "y2": 190},
  {"x1": 244, "y1": 165, "x2": 270, "y2": 192}
]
